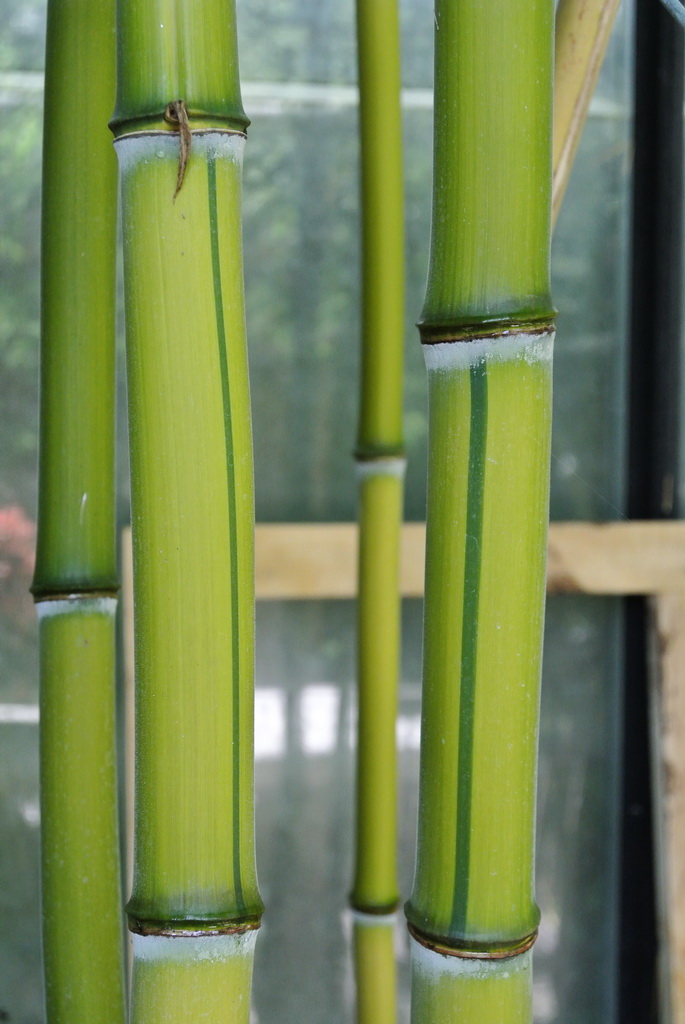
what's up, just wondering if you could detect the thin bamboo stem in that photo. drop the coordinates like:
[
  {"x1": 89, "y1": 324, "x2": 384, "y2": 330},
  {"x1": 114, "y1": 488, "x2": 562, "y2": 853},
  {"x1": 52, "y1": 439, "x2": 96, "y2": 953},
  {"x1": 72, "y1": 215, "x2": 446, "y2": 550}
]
[
  {"x1": 37, "y1": 600, "x2": 125, "y2": 1022},
  {"x1": 34, "y1": 0, "x2": 124, "y2": 1017},
  {"x1": 353, "y1": 914, "x2": 398, "y2": 1024},
  {"x1": 114, "y1": 0, "x2": 261, "y2": 1013},
  {"x1": 354, "y1": 0, "x2": 405, "y2": 459},
  {"x1": 35, "y1": 0, "x2": 118, "y2": 596},
  {"x1": 351, "y1": 0, "x2": 405, "y2": 917},
  {"x1": 553, "y1": 0, "x2": 622, "y2": 225},
  {"x1": 353, "y1": 465, "x2": 404, "y2": 912}
]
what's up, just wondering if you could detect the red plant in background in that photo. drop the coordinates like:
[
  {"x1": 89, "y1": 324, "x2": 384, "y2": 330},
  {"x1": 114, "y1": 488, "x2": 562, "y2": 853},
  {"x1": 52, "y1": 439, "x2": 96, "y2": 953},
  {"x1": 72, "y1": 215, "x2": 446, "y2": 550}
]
[{"x1": 0, "y1": 505, "x2": 36, "y2": 580}]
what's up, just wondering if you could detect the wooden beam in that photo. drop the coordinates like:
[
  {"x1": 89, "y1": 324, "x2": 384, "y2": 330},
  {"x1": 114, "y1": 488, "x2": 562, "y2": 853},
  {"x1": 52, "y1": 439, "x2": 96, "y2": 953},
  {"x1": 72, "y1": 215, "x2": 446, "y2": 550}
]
[
  {"x1": 258, "y1": 520, "x2": 685, "y2": 599},
  {"x1": 121, "y1": 521, "x2": 685, "y2": 600},
  {"x1": 254, "y1": 523, "x2": 359, "y2": 600},
  {"x1": 547, "y1": 521, "x2": 685, "y2": 596},
  {"x1": 254, "y1": 522, "x2": 427, "y2": 599}
]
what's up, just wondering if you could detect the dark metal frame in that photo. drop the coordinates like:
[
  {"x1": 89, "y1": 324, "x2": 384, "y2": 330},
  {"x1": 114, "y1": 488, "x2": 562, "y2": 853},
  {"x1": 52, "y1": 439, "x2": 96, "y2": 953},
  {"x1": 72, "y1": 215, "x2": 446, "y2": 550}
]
[{"x1": 622, "y1": 0, "x2": 684, "y2": 1018}]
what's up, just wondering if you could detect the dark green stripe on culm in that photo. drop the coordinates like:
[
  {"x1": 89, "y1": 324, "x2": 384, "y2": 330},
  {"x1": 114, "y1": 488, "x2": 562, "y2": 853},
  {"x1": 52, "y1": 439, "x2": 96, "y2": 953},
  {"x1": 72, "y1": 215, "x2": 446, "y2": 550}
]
[
  {"x1": 207, "y1": 154, "x2": 245, "y2": 917},
  {"x1": 450, "y1": 359, "x2": 488, "y2": 936}
]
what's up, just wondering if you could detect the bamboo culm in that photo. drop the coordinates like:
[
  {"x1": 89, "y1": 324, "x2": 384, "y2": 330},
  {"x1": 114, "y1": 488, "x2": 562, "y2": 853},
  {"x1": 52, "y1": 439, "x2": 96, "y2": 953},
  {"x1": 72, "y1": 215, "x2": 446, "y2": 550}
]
[
  {"x1": 113, "y1": 0, "x2": 261, "y2": 1017},
  {"x1": 406, "y1": 2, "x2": 554, "y2": 1020},
  {"x1": 350, "y1": 3, "x2": 405, "y2": 1015},
  {"x1": 34, "y1": 0, "x2": 125, "y2": 1018},
  {"x1": 351, "y1": 0, "x2": 405, "y2": 920}
]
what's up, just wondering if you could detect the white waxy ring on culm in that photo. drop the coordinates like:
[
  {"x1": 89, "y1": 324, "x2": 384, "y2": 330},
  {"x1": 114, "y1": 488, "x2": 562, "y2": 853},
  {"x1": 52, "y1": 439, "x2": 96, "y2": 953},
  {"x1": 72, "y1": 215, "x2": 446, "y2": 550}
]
[
  {"x1": 423, "y1": 329, "x2": 554, "y2": 373},
  {"x1": 132, "y1": 930, "x2": 258, "y2": 964},
  {"x1": 36, "y1": 596, "x2": 117, "y2": 619},
  {"x1": 114, "y1": 130, "x2": 245, "y2": 170},
  {"x1": 410, "y1": 935, "x2": 532, "y2": 982},
  {"x1": 355, "y1": 457, "x2": 407, "y2": 480}
]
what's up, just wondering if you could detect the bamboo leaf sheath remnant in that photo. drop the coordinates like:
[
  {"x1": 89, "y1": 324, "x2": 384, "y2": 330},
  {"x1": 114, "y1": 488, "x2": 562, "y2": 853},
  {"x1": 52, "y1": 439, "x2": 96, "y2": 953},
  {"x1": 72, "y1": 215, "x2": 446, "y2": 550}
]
[
  {"x1": 407, "y1": 1, "x2": 554, "y2": 1021},
  {"x1": 112, "y1": 0, "x2": 262, "y2": 1018}
]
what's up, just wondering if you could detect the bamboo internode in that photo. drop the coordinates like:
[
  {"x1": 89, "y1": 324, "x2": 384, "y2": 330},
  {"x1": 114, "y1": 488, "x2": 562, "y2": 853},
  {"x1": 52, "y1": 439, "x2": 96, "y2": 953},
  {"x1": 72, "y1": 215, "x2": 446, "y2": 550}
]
[
  {"x1": 118, "y1": 130, "x2": 262, "y2": 933},
  {"x1": 114, "y1": 0, "x2": 261, "y2": 1015},
  {"x1": 407, "y1": 331, "x2": 553, "y2": 955},
  {"x1": 35, "y1": 0, "x2": 118, "y2": 598},
  {"x1": 110, "y1": 0, "x2": 248, "y2": 135},
  {"x1": 353, "y1": 915, "x2": 399, "y2": 1024}
]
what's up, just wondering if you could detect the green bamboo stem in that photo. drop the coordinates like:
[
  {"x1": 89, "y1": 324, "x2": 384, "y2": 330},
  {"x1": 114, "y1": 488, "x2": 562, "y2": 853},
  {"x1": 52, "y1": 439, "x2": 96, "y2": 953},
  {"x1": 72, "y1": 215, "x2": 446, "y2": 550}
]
[
  {"x1": 110, "y1": 0, "x2": 247, "y2": 135},
  {"x1": 118, "y1": 130, "x2": 261, "y2": 931},
  {"x1": 419, "y1": 5, "x2": 553, "y2": 334},
  {"x1": 117, "y1": 133, "x2": 261, "y2": 929},
  {"x1": 353, "y1": 914, "x2": 398, "y2": 1024},
  {"x1": 407, "y1": 334, "x2": 552, "y2": 950},
  {"x1": 38, "y1": 601, "x2": 125, "y2": 1022},
  {"x1": 34, "y1": 0, "x2": 125, "y2": 1018},
  {"x1": 351, "y1": 0, "x2": 405, "y2": 917},
  {"x1": 114, "y1": 0, "x2": 262, "y2": 1011},
  {"x1": 131, "y1": 933, "x2": 257, "y2": 1024},
  {"x1": 410, "y1": 939, "x2": 533, "y2": 1024},
  {"x1": 406, "y1": 0, "x2": 554, "y2": 1008},
  {"x1": 353, "y1": 465, "x2": 404, "y2": 911},
  {"x1": 354, "y1": 0, "x2": 404, "y2": 461},
  {"x1": 35, "y1": 0, "x2": 118, "y2": 596}
]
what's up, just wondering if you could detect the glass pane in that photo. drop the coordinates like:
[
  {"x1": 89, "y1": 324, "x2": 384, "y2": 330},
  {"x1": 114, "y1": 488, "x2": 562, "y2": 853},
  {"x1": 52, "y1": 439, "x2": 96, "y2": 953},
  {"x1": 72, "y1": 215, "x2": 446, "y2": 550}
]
[
  {"x1": 0, "y1": 723, "x2": 41, "y2": 1021},
  {"x1": 0, "y1": 0, "x2": 45, "y2": 73},
  {"x1": 252, "y1": 599, "x2": 421, "y2": 1024}
]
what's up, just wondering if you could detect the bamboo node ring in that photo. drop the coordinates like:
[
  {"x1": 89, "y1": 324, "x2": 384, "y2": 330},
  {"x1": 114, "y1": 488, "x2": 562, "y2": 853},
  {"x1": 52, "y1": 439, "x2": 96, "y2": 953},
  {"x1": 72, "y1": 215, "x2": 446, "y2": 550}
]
[
  {"x1": 407, "y1": 921, "x2": 538, "y2": 960},
  {"x1": 164, "y1": 99, "x2": 191, "y2": 200},
  {"x1": 127, "y1": 916, "x2": 261, "y2": 938}
]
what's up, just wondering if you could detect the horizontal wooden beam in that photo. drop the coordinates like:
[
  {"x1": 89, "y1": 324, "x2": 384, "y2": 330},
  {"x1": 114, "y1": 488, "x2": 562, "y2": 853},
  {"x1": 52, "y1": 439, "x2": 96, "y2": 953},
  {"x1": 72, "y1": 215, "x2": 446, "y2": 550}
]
[
  {"x1": 546, "y1": 521, "x2": 685, "y2": 596},
  {"x1": 254, "y1": 522, "x2": 426, "y2": 599},
  {"x1": 122, "y1": 521, "x2": 685, "y2": 601},
  {"x1": 255, "y1": 520, "x2": 685, "y2": 599}
]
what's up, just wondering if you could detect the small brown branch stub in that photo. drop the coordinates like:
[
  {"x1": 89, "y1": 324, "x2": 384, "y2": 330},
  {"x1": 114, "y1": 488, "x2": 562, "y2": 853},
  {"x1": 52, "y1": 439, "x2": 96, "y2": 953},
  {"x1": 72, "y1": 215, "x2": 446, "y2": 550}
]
[{"x1": 164, "y1": 100, "x2": 191, "y2": 200}]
